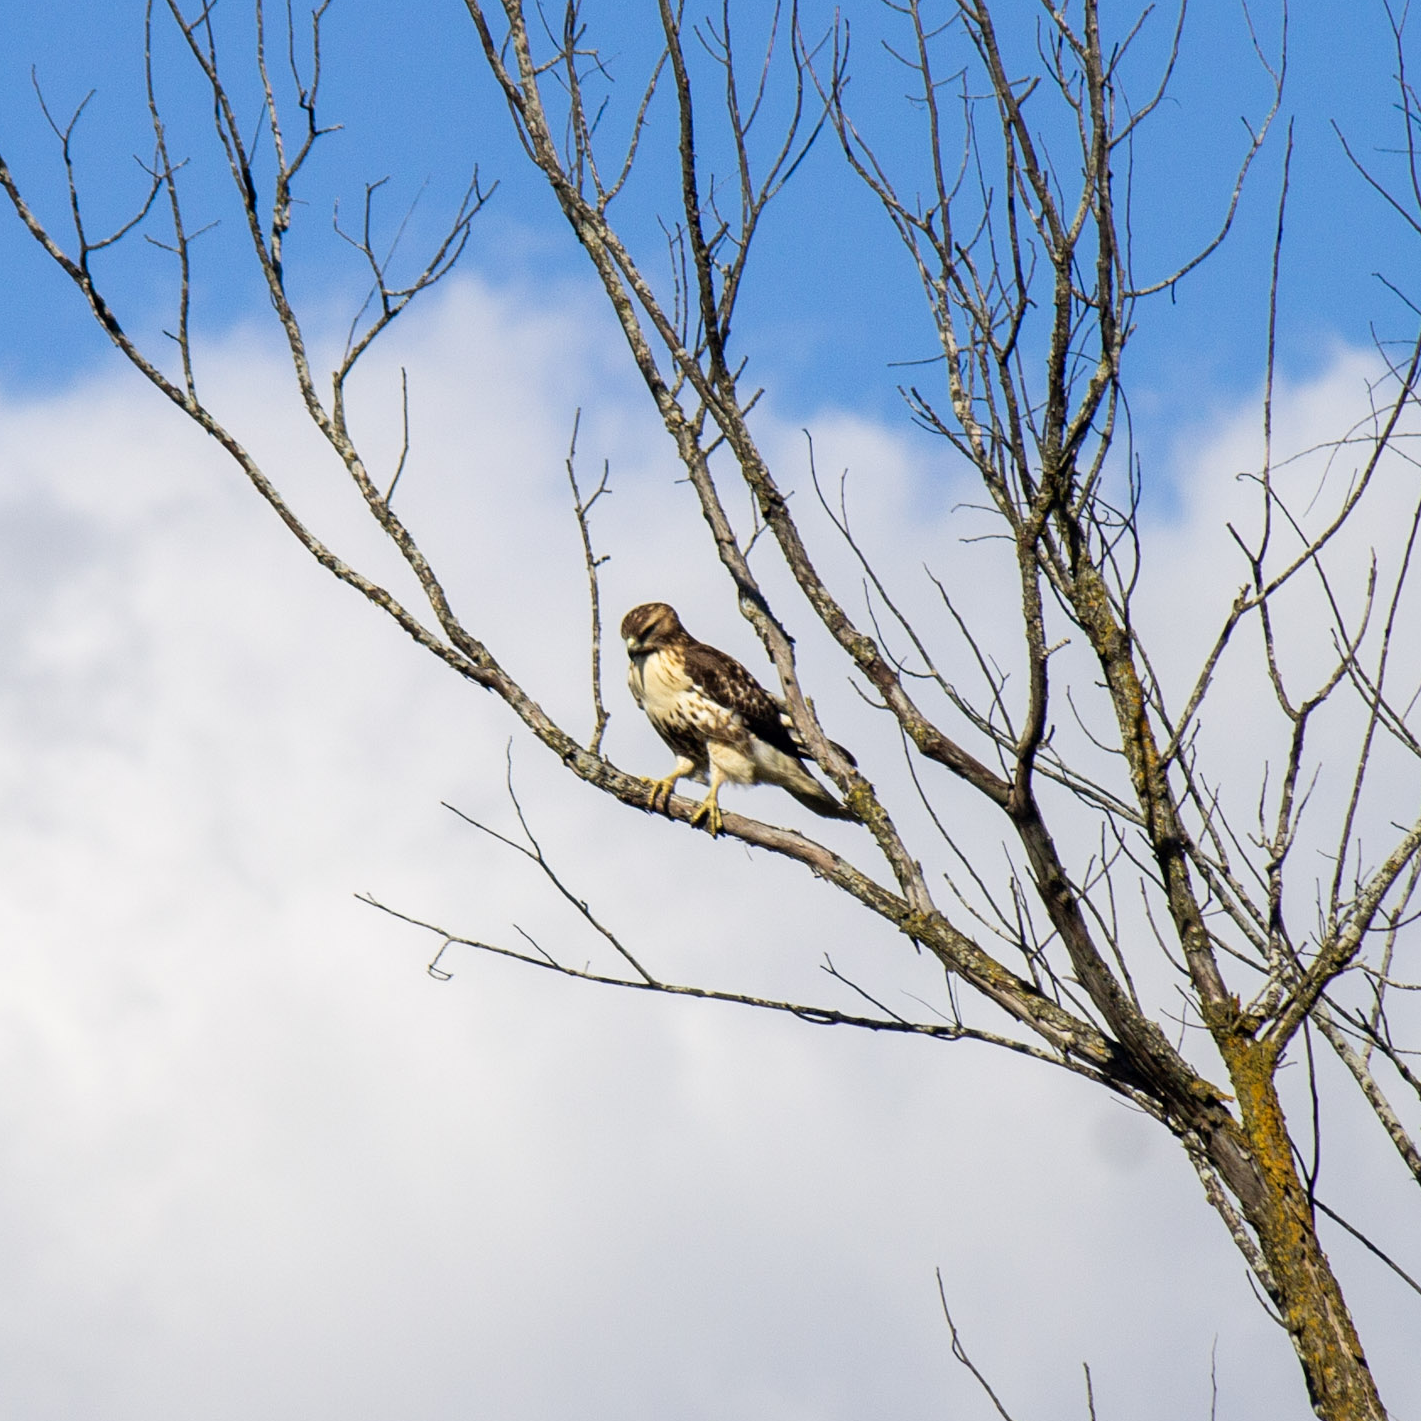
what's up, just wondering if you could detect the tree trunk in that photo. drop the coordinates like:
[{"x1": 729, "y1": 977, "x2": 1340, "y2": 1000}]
[{"x1": 1223, "y1": 1036, "x2": 1387, "y2": 1420}]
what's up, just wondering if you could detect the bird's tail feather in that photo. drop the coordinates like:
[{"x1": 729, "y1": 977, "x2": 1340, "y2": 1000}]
[
  {"x1": 788, "y1": 781, "x2": 856, "y2": 820},
  {"x1": 777, "y1": 706, "x2": 858, "y2": 770}
]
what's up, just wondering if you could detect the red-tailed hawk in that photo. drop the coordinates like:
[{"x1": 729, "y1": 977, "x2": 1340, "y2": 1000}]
[{"x1": 621, "y1": 602, "x2": 855, "y2": 835}]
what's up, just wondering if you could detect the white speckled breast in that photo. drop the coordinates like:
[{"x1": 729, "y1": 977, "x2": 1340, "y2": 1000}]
[
  {"x1": 628, "y1": 647, "x2": 688, "y2": 715},
  {"x1": 631, "y1": 648, "x2": 743, "y2": 764}
]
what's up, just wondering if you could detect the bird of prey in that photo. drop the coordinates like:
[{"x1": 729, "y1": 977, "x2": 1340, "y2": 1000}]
[{"x1": 621, "y1": 601, "x2": 854, "y2": 835}]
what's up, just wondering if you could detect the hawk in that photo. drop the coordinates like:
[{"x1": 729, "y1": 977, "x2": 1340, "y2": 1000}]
[{"x1": 621, "y1": 601, "x2": 855, "y2": 836}]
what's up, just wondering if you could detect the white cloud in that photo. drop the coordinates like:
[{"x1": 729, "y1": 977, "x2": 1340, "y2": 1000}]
[{"x1": 0, "y1": 279, "x2": 1413, "y2": 1419}]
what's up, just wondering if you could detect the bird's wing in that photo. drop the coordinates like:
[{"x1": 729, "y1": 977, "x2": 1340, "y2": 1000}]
[
  {"x1": 682, "y1": 640, "x2": 859, "y2": 767},
  {"x1": 681, "y1": 641, "x2": 802, "y2": 758}
]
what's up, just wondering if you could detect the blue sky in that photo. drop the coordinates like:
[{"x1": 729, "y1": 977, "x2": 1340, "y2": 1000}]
[
  {"x1": 1, "y1": 0, "x2": 1416, "y2": 428},
  {"x1": 1, "y1": 5, "x2": 1419, "y2": 1420}
]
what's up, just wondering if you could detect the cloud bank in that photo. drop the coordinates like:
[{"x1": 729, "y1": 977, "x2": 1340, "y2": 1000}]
[{"x1": 0, "y1": 277, "x2": 1413, "y2": 1419}]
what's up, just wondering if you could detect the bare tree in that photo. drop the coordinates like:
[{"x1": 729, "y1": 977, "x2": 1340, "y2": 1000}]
[{"x1": 3, "y1": 1, "x2": 1419, "y2": 1416}]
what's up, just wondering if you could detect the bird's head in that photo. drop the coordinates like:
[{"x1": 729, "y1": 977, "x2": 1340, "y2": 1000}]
[{"x1": 621, "y1": 602, "x2": 687, "y2": 656}]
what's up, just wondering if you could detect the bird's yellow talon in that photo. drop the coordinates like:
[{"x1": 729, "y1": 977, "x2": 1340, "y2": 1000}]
[
  {"x1": 690, "y1": 798, "x2": 724, "y2": 837},
  {"x1": 645, "y1": 776, "x2": 679, "y2": 814}
]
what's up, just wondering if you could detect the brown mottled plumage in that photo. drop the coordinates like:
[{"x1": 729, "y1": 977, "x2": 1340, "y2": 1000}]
[{"x1": 621, "y1": 602, "x2": 854, "y2": 835}]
